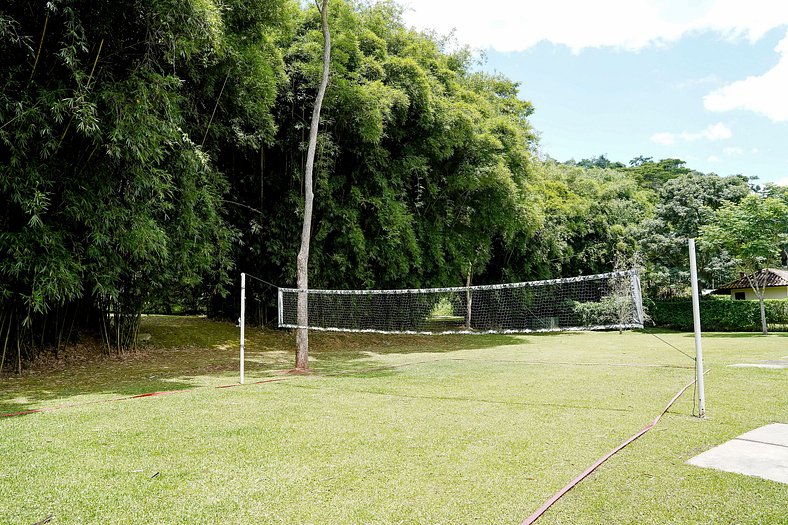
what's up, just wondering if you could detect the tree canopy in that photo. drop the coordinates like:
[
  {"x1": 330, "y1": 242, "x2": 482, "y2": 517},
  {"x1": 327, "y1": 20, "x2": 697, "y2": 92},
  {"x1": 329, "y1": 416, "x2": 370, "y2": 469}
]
[{"x1": 701, "y1": 194, "x2": 788, "y2": 333}]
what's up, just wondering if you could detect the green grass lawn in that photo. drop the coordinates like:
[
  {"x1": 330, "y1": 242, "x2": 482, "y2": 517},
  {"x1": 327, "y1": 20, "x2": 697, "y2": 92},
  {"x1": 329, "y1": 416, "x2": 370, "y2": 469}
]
[{"x1": 1, "y1": 316, "x2": 786, "y2": 524}]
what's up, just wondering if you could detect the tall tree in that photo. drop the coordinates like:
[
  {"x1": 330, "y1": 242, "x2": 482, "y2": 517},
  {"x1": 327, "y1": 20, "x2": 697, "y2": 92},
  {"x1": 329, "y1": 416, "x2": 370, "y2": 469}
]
[
  {"x1": 0, "y1": 0, "x2": 241, "y2": 362},
  {"x1": 296, "y1": 0, "x2": 330, "y2": 371},
  {"x1": 576, "y1": 155, "x2": 624, "y2": 169},
  {"x1": 625, "y1": 158, "x2": 692, "y2": 191},
  {"x1": 701, "y1": 194, "x2": 788, "y2": 334},
  {"x1": 640, "y1": 172, "x2": 750, "y2": 297},
  {"x1": 253, "y1": 1, "x2": 538, "y2": 294},
  {"x1": 507, "y1": 160, "x2": 651, "y2": 280}
]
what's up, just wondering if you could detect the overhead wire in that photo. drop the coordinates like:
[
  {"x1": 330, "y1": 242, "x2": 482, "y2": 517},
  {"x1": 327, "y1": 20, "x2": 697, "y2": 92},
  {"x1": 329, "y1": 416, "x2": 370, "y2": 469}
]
[
  {"x1": 243, "y1": 272, "x2": 280, "y2": 290},
  {"x1": 643, "y1": 328, "x2": 696, "y2": 361},
  {"x1": 641, "y1": 326, "x2": 703, "y2": 416}
]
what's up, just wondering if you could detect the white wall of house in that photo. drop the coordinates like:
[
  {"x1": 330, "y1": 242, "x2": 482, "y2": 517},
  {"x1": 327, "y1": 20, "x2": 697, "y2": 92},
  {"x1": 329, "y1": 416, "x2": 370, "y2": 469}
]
[{"x1": 730, "y1": 286, "x2": 788, "y2": 300}]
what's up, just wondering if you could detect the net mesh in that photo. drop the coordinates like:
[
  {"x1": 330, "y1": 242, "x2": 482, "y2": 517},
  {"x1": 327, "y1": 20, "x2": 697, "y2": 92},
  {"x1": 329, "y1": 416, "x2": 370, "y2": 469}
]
[{"x1": 278, "y1": 270, "x2": 644, "y2": 335}]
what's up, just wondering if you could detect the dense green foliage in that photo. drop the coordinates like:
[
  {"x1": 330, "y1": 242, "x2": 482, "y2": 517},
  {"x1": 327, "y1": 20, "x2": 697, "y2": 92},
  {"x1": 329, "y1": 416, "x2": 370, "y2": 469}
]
[
  {"x1": 640, "y1": 172, "x2": 751, "y2": 297},
  {"x1": 1, "y1": 0, "x2": 786, "y2": 368},
  {"x1": 701, "y1": 194, "x2": 788, "y2": 275},
  {"x1": 0, "y1": 0, "x2": 284, "y2": 361},
  {"x1": 527, "y1": 161, "x2": 651, "y2": 278},
  {"x1": 699, "y1": 193, "x2": 788, "y2": 333},
  {"x1": 235, "y1": 1, "x2": 540, "y2": 293},
  {"x1": 650, "y1": 298, "x2": 788, "y2": 332}
]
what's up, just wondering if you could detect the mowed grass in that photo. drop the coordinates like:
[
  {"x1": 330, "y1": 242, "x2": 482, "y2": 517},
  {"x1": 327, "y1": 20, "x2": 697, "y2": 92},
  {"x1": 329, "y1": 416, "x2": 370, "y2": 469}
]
[{"x1": 0, "y1": 317, "x2": 786, "y2": 524}]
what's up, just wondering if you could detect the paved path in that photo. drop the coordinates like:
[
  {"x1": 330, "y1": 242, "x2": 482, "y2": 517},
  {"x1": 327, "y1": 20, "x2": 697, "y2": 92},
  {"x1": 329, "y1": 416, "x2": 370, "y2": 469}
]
[
  {"x1": 688, "y1": 423, "x2": 788, "y2": 484},
  {"x1": 729, "y1": 361, "x2": 788, "y2": 369}
]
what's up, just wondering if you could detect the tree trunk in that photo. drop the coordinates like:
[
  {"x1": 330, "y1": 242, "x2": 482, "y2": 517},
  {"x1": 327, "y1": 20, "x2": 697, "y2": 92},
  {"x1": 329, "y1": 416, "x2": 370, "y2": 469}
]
[
  {"x1": 295, "y1": 0, "x2": 331, "y2": 371},
  {"x1": 758, "y1": 295, "x2": 768, "y2": 335},
  {"x1": 744, "y1": 272, "x2": 769, "y2": 336}
]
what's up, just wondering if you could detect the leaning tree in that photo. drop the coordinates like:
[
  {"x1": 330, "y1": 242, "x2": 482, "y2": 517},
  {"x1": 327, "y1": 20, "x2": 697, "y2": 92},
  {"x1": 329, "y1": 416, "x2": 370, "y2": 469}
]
[{"x1": 295, "y1": 0, "x2": 331, "y2": 371}]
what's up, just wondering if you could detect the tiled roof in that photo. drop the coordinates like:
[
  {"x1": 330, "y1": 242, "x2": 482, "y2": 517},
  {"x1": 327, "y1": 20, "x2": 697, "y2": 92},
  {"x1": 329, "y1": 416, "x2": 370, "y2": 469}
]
[{"x1": 717, "y1": 268, "x2": 788, "y2": 290}]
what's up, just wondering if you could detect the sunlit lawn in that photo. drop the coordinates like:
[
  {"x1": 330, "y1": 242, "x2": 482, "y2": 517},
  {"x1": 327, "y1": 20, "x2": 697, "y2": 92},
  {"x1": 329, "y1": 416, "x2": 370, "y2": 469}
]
[{"x1": 1, "y1": 316, "x2": 786, "y2": 524}]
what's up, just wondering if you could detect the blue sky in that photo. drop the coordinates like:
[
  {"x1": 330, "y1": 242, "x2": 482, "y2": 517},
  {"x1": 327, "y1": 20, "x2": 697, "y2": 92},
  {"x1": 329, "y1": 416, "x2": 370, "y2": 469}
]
[{"x1": 403, "y1": 1, "x2": 788, "y2": 185}]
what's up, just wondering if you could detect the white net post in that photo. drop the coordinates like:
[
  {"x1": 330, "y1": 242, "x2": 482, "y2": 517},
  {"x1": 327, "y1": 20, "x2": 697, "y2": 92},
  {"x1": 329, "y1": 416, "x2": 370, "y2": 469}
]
[
  {"x1": 688, "y1": 239, "x2": 706, "y2": 417},
  {"x1": 277, "y1": 288, "x2": 284, "y2": 327},
  {"x1": 630, "y1": 270, "x2": 645, "y2": 326},
  {"x1": 239, "y1": 272, "x2": 245, "y2": 385}
]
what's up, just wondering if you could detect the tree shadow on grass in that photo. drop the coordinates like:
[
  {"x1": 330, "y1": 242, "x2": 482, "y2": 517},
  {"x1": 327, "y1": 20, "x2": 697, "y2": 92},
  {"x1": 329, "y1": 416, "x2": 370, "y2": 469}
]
[
  {"x1": 1, "y1": 316, "x2": 526, "y2": 417},
  {"x1": 302, "y1": 331, "x2": 525, "y2": 375},
  {"x1": 284, "y1": 380, "x2": 636, "y2": 414},
  {"x1": 681, "y1": 332, "x2": 788, "y2": 338},
  {"x1": 525, "y1": 331, "x2": 587, "y2": 337},
  {"x1": 0, "y1": 374, "x2": 200, "y2": 417},
  {"x1": 636, "y1": 327, "x2": 681, "y2": 334},
  {"x1": 1, "y1": 316, "x2": 256, "y2": 416}
]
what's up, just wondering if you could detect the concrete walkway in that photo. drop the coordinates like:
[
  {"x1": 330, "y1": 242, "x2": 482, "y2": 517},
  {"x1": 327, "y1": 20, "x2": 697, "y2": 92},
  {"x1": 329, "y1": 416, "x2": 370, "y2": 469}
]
[
  {"x1": 688, "y1": 423, "x2": 788, "y2": 484},
  {"x1": 729, "y1": 361, "x2": 788, "y2": 369},
  {"x1": 729, "y1": 355, "x2": 788, "y2": 369}
]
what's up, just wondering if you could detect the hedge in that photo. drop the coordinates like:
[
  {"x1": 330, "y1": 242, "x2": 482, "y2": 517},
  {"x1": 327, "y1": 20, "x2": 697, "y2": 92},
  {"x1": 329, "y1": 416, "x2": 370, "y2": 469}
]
[{"x1": 649, "y1": 298, "x2": 788, "y2": 332}]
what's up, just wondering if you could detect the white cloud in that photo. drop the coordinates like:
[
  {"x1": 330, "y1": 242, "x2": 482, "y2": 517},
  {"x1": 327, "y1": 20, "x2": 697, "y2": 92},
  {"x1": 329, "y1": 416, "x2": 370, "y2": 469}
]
[
  {"x1": 691, "y1": 123, "x2": 733, "y2": 141},
  {"x1": 776, "y1": 177, "x2": 788, "y2": 186},
  {"x1": 707, "y1": 155, "x2": 722, "y2": 163},
  {"x1": 723, "y1": 146, "x2": 744, "y2": 156},
  {"x1": 650, "y1": 132, "x2": 675, "y2": 146},
  {"x1": 675, "y1": 75, "x2": 721, "y2": 89},
  {"x1": 403, "y1": 2, "x2": 788, "y2": 124},
  {"x1": 650, "y1": 123, "x2": 733, "y2": 145},
  {"x1": 703, "y1": 32, "x2": 788, "y2": 122},
  {"x1": 402, "y1": 1, "x2": 788, "y2": 53}
]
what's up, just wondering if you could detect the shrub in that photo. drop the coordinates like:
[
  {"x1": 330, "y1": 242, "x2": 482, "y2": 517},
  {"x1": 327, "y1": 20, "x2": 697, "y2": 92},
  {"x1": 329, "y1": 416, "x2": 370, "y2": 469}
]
[{"x1": 650, "y1": 297, "x2": 788, "y2": 332}]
